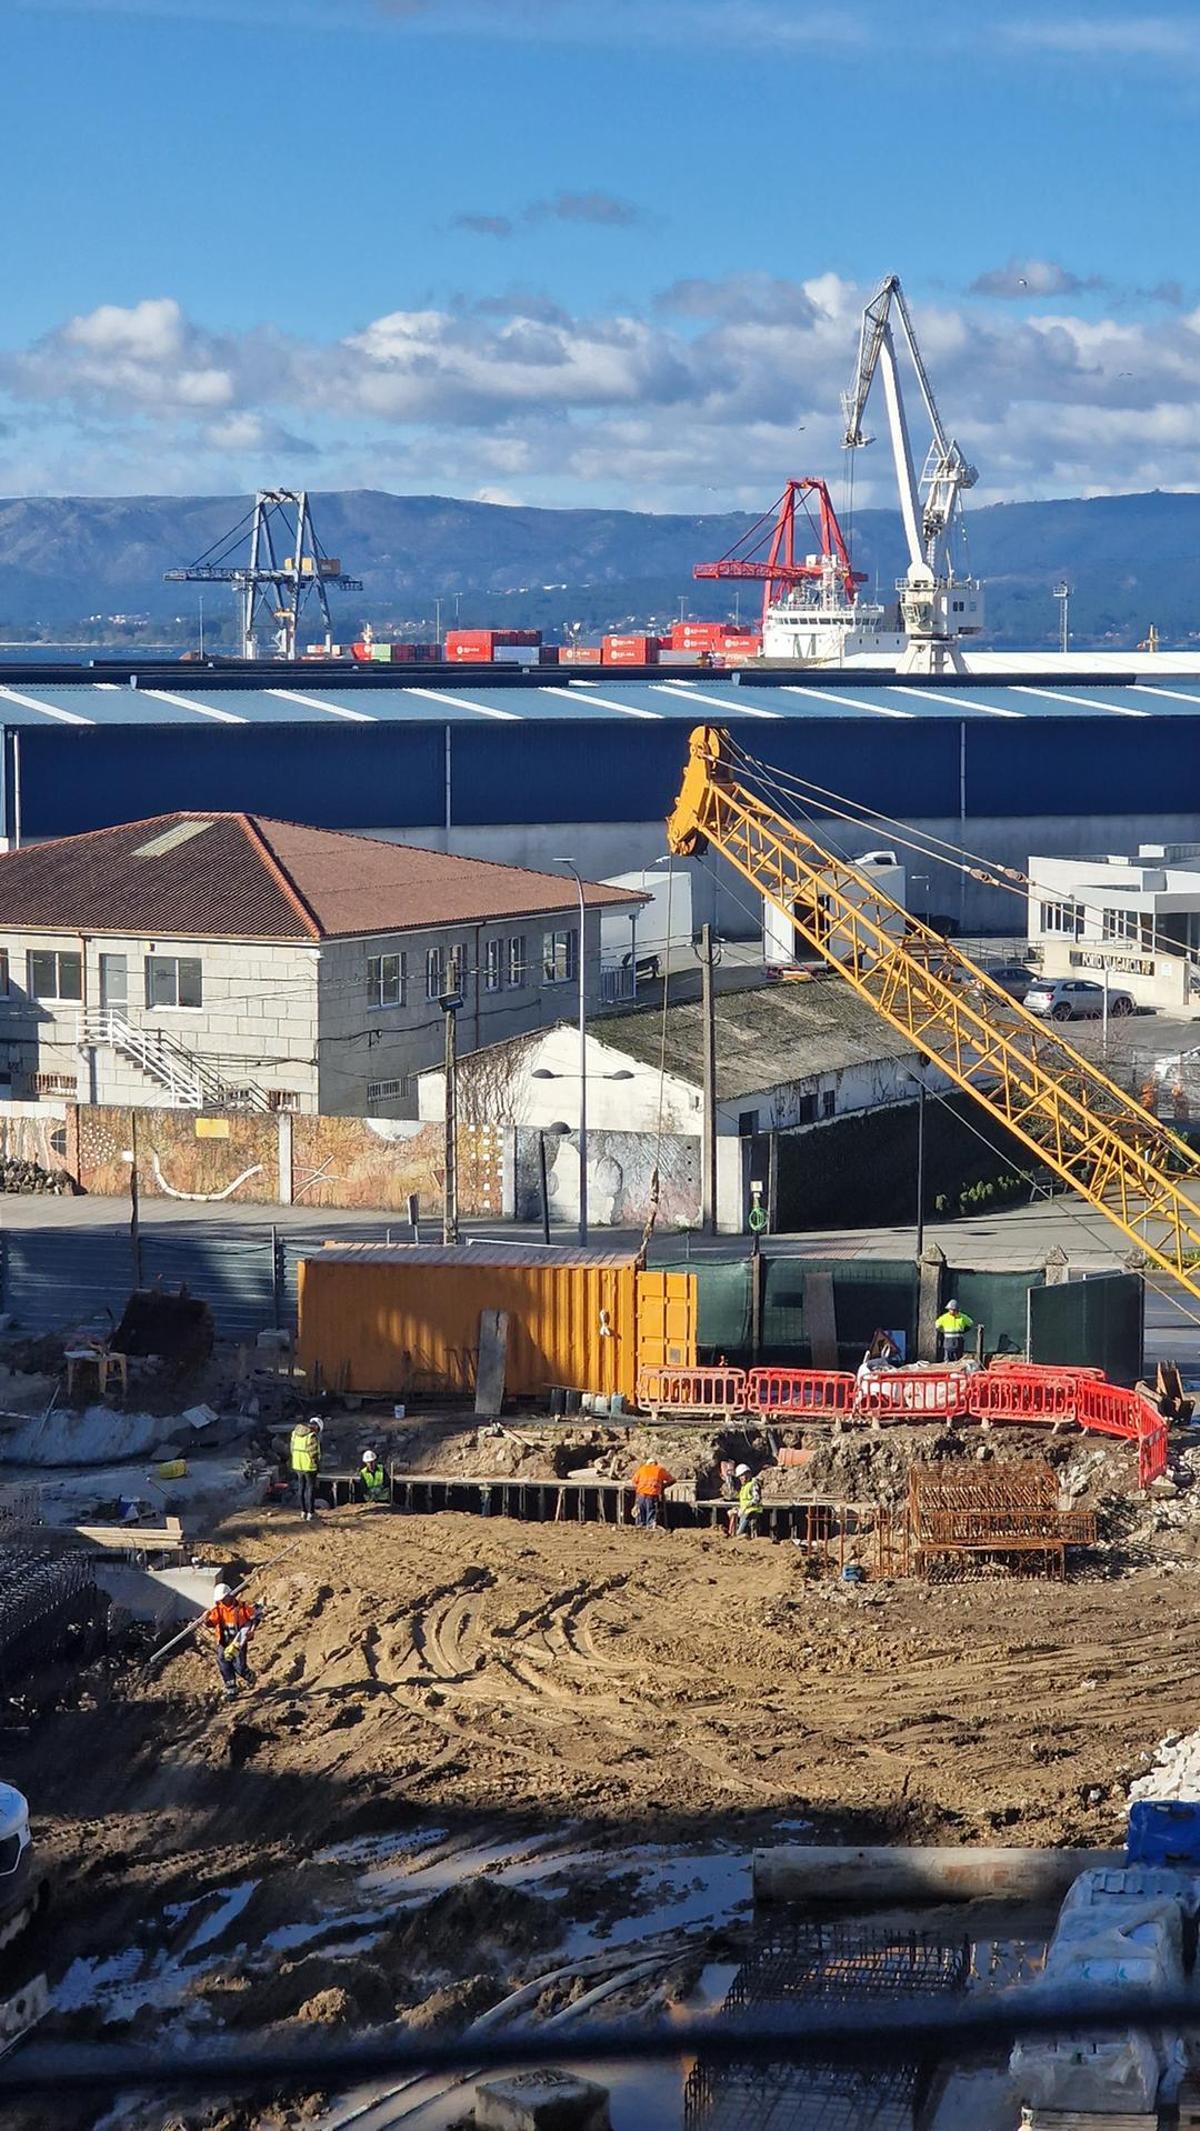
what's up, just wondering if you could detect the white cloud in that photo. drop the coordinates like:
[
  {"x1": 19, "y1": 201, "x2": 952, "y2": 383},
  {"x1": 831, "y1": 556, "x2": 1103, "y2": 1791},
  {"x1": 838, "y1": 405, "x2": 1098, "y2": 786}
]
[
  {"x1": 1002, "y1": 14, "x2": 1200, "y2": 60},
  {"x1": 970, "y1": 258, "x2": 1108, "y2": 300},
  {"x1": 5, "y1": 276, "x2": 1200, "y2": 511}
]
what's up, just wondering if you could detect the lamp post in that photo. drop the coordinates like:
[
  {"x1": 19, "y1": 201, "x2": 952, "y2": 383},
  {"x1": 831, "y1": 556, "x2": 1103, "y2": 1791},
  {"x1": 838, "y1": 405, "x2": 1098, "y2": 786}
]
[
  {"x1": 1053, "y1": 580, "x2": 1071, "y2": 656},
  {"x1": 532, "y1": 1063, "x2": 634, "y2": 1244},
  {"x1": 552, "y1": 859, "x2": 589, "y2": 1245}
]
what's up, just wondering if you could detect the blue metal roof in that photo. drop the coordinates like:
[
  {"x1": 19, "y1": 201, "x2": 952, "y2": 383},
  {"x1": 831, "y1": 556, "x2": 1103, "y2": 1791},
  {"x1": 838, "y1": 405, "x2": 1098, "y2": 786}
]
[{"x1": 3, "y1": 674, "x2": 1200, "y2": 727}]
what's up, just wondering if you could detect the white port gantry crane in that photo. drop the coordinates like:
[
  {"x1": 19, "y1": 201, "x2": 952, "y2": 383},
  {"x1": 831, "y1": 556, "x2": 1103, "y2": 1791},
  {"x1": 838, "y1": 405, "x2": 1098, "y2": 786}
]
[{"x1": 842, "y1": 274, "x2": 984, "y2": 674}]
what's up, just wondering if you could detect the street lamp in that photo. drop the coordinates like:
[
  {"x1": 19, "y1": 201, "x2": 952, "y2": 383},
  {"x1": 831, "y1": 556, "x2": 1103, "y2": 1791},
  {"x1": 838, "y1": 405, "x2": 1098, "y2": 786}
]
[
  {"x1": 1053, "y1": 580, "x2": 1071, "y2": 656},
  {"x1": 552, "y1": 859, "x2": 589, "y2": 1245}
]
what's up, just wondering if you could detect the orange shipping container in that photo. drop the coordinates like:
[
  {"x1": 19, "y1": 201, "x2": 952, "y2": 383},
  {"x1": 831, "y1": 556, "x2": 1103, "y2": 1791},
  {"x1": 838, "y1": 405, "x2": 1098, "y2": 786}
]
[{"x1": 297, "y1": 1244, "x2": 695, "y2": 1401}]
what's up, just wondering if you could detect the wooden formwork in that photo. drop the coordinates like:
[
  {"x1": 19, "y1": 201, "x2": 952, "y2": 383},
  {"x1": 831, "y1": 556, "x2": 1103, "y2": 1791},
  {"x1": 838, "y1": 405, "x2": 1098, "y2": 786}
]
[{"x1": 908, "y1": 1459, "x2": 1097, "y2": 1579}]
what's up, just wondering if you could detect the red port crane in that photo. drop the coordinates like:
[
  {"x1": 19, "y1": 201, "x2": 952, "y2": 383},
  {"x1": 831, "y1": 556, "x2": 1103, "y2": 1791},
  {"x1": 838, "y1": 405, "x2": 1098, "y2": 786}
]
[{"x1": 693, "y1": 478, "x2": 864, "y2": 628}]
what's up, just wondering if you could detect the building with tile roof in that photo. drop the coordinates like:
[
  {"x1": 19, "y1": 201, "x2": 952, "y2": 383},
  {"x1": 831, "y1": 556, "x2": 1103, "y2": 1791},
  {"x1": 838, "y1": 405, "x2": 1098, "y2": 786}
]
[{"x1": 0, "y1": 812, "x2": 643, "y2": 1117}]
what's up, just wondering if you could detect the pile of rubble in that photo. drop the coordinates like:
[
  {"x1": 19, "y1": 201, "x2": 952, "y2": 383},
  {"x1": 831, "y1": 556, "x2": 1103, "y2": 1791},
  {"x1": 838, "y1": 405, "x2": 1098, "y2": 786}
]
[{"x1": 1130, "y1": 1730, "x2": 1200, "y2": 1805}]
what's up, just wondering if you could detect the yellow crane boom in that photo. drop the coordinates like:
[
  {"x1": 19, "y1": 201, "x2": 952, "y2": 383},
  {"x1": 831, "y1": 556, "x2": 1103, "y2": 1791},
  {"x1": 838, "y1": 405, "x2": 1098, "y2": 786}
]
[{"x1": 666, "y1": 724, "x2": 1200, "y2": 1298}]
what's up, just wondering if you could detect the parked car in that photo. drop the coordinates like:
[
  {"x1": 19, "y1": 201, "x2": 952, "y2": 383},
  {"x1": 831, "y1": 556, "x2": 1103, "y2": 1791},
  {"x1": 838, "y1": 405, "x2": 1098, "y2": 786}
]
[
  {"x1": 1023, "y1": 977, "x2": 1135, "y2": 1022},
  {"x1": 979, "y1": 963, "x2": 1038, "y2": 1000}
]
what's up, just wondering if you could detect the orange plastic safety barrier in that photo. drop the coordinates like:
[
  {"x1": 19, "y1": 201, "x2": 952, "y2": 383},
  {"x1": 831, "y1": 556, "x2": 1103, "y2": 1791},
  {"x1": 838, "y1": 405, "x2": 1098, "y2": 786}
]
[
  {"x1": 968, "y1": 1373, "x2": 1078, "y2": 1423},
  {"x1": 746, "y1": 1369, "x2": 855, "y2": 1417},
  {"x1": 634, "y1": 1359, "x2": 1170, "y2": 1491},
  {"x1": 636, "y1": 1366, "x2": 747, "y2": 1415}
]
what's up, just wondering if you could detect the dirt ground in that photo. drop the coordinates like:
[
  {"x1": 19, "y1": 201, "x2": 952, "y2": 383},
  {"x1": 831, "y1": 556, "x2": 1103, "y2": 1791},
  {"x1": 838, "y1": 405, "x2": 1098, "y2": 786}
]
[{"x1": 8, "y1": 1431, "x2": 1200, "y2": 2128}]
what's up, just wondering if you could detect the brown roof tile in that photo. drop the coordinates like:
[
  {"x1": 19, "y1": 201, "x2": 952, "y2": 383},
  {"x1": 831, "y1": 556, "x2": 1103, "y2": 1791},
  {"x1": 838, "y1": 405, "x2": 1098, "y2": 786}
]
[{"x1": 0, "y1": 813, "x2": 642, "y2": 942}]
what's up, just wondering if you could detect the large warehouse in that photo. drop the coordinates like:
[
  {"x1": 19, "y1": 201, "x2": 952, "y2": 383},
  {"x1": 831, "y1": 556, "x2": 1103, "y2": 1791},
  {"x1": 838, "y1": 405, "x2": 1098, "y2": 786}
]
[{"x1": 3, "y1": 662, "x2": 1200, "y2": 933}]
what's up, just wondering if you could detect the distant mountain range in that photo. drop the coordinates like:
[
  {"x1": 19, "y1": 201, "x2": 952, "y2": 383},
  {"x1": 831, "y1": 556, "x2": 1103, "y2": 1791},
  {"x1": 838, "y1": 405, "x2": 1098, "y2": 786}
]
[{"x1": 0, "y1": 487, "x2": 1196, "y2": 649}]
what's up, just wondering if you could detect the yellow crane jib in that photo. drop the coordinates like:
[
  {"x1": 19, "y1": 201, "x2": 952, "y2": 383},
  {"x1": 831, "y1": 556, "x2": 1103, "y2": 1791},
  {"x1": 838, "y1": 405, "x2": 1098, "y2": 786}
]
[{"x1": 666, "y1": 725, "x2": 1200, "y2": 1299}]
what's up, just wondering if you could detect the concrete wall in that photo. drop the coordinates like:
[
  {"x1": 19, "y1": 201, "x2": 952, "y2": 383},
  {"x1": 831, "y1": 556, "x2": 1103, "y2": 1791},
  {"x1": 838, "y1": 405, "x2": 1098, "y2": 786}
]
[{"x1": 41, "y1": 1101, "x2": 504, "y2": 1216}]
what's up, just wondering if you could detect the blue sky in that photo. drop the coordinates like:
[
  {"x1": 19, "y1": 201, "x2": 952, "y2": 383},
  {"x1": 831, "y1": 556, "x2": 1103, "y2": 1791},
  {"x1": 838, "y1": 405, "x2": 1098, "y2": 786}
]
[{"x1": 2, "y1": 0, "x2": 1199, "y2": 508}]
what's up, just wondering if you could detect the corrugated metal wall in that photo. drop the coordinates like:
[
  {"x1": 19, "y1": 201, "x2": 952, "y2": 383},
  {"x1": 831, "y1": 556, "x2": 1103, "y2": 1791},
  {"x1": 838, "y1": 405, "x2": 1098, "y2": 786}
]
[
  {"x1": 9, "y1": 713, "x2": 1198, "y2": 840},
  {"x1": 297, "y1": 1255, "x2": 642, "y2": 1398}
]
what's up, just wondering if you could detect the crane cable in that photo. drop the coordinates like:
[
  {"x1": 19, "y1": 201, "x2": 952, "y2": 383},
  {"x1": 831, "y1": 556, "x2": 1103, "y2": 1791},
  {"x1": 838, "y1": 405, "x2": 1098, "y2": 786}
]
[{"x1": 723, "y1": 735, "x2": 1200, "y2": 978}]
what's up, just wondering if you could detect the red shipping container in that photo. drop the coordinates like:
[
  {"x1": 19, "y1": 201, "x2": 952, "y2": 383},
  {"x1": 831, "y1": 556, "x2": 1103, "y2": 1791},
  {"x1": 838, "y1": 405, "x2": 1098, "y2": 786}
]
[
  {"x1": 445, "y1": 643, "x2": 492, "y2": 662},
  {"x1": 559, "y1": 647, "x2": 604, "y2": 665},
  {"x1": 538, "y1": 646, "x2": 561, "y2": 665},
  {"x1": 603, "y1": 635, "x2": 659, "y2": 661}
]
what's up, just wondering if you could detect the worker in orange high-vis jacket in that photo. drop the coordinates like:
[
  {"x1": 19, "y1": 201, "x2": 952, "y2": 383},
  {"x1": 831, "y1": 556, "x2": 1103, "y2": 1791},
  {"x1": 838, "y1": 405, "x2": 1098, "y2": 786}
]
[
  {"x1": 630, "y1": 1458, "x2": 675, "y2": 1531},
  {"x1": 204, "y1": 1582, "x2": 264, "y2": 1701}
]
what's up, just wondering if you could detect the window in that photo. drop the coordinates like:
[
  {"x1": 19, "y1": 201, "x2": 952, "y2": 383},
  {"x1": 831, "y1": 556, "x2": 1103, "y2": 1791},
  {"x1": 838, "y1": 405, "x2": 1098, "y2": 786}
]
[
  {"x1": 446, "y1": 944, "x2": 465, "y2": 997},
  {"x1": 31, "y1": 1072, "x2": 78, "y2": 1096},
  {"x1": 484, "y1": 939, "x2": 502, "y2": 992},
  {"x1": 367, "y1": 951, "x2": 406, "y2": 1009},
  {"x1": 99, "y1": 953, "x2": 127, "y2": 1009},
  {"x1": 822, "y1": 1089, "x2": 836, "y2": 1119},
  {"x1": 425, "y1": 947, "x2": 444, "y2": 1001},
  {"x1": 29, "y1": 950, "x2": 82, "y2": 1003},
  {"x1": 796, "y1": 1093, "x2": 818, "y2": 1126},
  {"x1": 145, "y1": 955, "x2": 202, "y2": 1009},
  {"x1": 738, "y1": 1109, "x2": 759, "y2": 1136},
  {"x1": 508, "y1": 935, "x2": 527, "y2": 988},
  {"x1": 267, "y1": 1089, "x2": 300, "y2": 1112},
  {"x1": 1101, "y1": 907, "x2": 1154, "y2": 948},
  {"x1": 368, "y1": 1077, "x2": 404, "y2": 1106},
  {"x1": 1040, "y1": 899, "x2": 1084, "y2": 939},
  {"x1": 0, "y1": 950, "x2": 8, "y2": 997},
  {"x1": 542, "y1": 927, "x2": 577, "y2": 986}
]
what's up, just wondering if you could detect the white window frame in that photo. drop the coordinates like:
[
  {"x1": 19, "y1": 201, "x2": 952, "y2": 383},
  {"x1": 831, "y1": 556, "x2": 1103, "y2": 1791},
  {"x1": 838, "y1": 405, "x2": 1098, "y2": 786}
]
[
  {"x1": 29, "y1": 949, "x2": 83, "y2": 1004},
  {"x1": 542, "y1": 927, "x2": 578, "y2": 987},
  {"x1": 1039, "y1": 899, "x2": 1084, "y2": 940},
  {"x1": 446, "y1": 943, "x2": 466, "y2": 997},
  {"x1": 367, "y1": 950, "x2": 406, "y2": 1010},
  {"x1": 0, "y1": 949, "x2": 9, "y2": 999},
  {"x1": 145, "y1": 954, "x2": 203, "y2": 1010},
  {"x1": 425, "y1": 947, "x2": 445, "y2": 1001},
  {"x1": 484, "y1": 939, "x2": 502, "y2": 993},
  {"x1": 1101, "y1": 906, "x2": 1138, "y2": 943},
  {"x1": 508, "y1": 934, "x2": 527, "y2": 988}
]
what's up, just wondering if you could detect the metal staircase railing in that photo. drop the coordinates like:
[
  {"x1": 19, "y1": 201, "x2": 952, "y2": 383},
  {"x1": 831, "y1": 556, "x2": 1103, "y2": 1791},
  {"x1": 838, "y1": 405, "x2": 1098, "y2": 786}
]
[{"x1": 76, "y1": 1010, "x2": 272, "y2": 1112}]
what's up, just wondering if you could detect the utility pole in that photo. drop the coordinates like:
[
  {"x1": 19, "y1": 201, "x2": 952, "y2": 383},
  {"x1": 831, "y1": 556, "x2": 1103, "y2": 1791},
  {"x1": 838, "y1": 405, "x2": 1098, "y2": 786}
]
[
  {"x1": 128, "y1": 1109, "x2": 142, "y2": 1288},
  {"x1": 441, "y1": 998, "x2": 460, "y2": 1245},
  {"x1": 701, "y1": 921, "x2": 717, "y2": 1234},
  {"x1": 1054, "y1": 580, "x2": 1071, "y2": 656},
  {"x1": 915, "y1": 1077, "x2": 926, "y2": 1259}
]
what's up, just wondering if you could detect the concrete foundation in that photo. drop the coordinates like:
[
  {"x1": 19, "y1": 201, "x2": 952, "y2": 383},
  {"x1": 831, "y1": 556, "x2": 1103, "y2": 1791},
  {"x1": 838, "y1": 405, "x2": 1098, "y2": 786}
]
[
  {"x1": 753, "y1": 1844, "x2": 1125, "y2": 1906},
  {"x1": 474, "y1": 2069, "x2": 611, "y2": 2131}
]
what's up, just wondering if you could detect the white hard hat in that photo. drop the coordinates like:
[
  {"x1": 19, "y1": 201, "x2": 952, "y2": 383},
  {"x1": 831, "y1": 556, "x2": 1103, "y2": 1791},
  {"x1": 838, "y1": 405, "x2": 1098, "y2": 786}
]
[
  {"x1": 735, "y1": 1463, "x2": 750, "y2": 1477},
  {"x1": 363, "y1": 1449, "x2": 377, "y2": 1463},
  {"x1": 307, "y1": 1416, "x2": 324, "y2": 1431},
  {"x1": 213, "y1": 1582, "x2": 232, "y2": 1601}
]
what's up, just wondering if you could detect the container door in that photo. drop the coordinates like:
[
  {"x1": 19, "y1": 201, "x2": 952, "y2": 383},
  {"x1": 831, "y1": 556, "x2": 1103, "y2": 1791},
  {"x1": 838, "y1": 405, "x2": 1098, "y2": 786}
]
[{"x1": 636, "y1": 1271, "x2": 696, "y2": 1371}]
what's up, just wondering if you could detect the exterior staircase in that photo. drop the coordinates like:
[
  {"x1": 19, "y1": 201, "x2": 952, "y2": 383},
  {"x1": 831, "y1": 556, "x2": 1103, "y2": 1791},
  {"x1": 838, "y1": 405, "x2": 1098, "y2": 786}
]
[{"x1": 77, "y1": 1010, "x2": 273, "y2": 1113}]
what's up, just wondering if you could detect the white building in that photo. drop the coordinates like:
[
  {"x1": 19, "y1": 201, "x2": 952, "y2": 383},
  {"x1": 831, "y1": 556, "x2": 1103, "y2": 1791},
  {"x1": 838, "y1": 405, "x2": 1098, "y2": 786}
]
[
  {"x1": 418, "y1": 975, "x2": 937, "y2": 1227},
  {"x1": 0, "y1": 811, "x2": 643, "y2": 1115},
  {"x1": 1028, "y1": 846, "x2": 1200, "y2": 1014}
]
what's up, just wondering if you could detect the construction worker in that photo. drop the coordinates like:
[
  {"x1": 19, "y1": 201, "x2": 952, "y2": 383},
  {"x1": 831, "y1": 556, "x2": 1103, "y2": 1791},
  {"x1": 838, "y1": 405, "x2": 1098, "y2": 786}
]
[
  {"x1": 629, "y1": 1456, "x2": 675, "y2": 1530},
  {"x1": 935, "y1": 1299, "x2": 974, "y2": 1364},
  {"x1": 357, "y1": 1449, "x2": 388, "y2": 1505},
  {"x1": 204, "y1": 1582, "x2": 263, "y2": 1701},
  {"x1": 734, "y1": 1463, "x2": 763, "y2": 1539},
  {"x1": 290, "y1": 1416, "x2": 323, "y2": 1521}
]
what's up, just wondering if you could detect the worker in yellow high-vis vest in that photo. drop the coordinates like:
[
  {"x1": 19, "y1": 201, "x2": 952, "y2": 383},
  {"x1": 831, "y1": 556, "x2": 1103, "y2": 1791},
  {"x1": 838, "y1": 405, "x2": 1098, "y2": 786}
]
[
  {"x1": 290, "y1": 1416, "x2": 323, "y2": 1521},
  {"x1": 935, "y1": 1300, "x2": 974, "y2": 1364}
]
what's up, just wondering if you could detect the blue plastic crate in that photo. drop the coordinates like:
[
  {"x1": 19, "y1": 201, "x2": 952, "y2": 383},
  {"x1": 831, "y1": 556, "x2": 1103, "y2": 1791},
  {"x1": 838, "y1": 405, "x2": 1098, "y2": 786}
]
[{"x1": 1128, "y1": 1799, "x2": 1200, "y2": 1866}]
